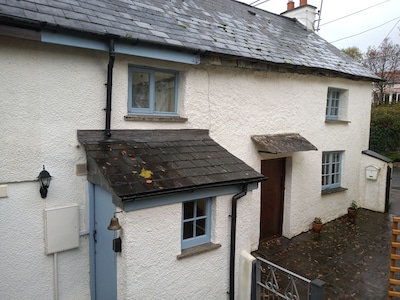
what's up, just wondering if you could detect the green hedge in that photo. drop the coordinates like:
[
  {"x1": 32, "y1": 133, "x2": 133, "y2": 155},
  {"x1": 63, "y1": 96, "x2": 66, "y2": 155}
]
[{"x1": 370, "y1": 103, "x2": 400, "y2": 159}]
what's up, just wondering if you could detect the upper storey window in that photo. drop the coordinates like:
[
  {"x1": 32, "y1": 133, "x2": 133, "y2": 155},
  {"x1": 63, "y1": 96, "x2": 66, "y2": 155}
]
[
  {"x1": 128, "y1": 66, "x2": 178, "y2": 115},
  {"x1": 326, "y1": 88, "x2": 340, "y2": 120},
  {"x1": 326, "y1": 87, "x2": 349, "y2": 122}
]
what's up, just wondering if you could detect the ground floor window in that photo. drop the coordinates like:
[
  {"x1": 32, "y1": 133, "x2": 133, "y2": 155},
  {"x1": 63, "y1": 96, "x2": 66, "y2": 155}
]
[
  {"x1": 322, "y1": 151, "x2": 343, "y2": 190},
  {"x1": 181, "y1": 198, "x2": 211, "y2": 249}
]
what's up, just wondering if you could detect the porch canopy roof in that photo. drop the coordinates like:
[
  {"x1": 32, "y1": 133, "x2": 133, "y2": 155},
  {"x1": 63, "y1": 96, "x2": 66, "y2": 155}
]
[
  {"x1": 251, "y1": 133, "x2": 317, "y2": 154},
  {"x1": 78, "y1": 129, "x2": 265, "y2": 201}
]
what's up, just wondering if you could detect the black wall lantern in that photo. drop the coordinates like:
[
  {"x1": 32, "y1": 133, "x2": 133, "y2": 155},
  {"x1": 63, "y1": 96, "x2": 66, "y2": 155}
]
[{"x1": 38, "y1": 165, "x2": 51, "y2": 198}]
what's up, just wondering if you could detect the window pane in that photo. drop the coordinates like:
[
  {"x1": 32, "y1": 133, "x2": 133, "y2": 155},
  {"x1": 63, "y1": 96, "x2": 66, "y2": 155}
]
[
  {"x1": 196, "y1": 199, "x2": 207, "y2": 217},
  {"x1": 333, "y1": 173, "x2": 338, "y2": 184},
  {"x1": 154, "y1": 72, "x2": 175, "y2": 112},
  {"x1": 325, "y1": 100, "x2": 329, "y2": 115},
  {"x1": 322, "y1": 175, "x2": 327, "y2": 185},
  {"x1": 196, "y1": 218, "x2": 206, "y2": 236},
  {"x1": 132, "y1": 72, "x2": 150, "y2": 109},
  {"x1": 183, "y1": 201, "x2": 194, "y2": 219},
  {"x1": 333, "y1": 153, "x2": 340, "y2": 162},
  {"x1": 183, "y1": 221, "x2": 193, "y2": 239}
]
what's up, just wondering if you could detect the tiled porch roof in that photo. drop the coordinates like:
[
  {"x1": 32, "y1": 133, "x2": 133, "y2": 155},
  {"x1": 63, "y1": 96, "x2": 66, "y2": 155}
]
[
  {"x1": 251, "y1": 133, "x2": 317, "y2": 154},
  {"x1": 78, "y1": 129, "x2": 265, "y2": 201}
]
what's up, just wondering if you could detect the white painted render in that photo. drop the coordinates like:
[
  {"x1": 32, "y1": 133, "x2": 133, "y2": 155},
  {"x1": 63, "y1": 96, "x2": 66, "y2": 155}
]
[
  {"x1": 359, "y1": 155, "x2": 392, "y2": 213},
  {"x1": 238, "y1": 251, "x2": 256, "y2": 300},
  {"x1": 0, "y1": 35, "x2": 383, "y2": 299}
]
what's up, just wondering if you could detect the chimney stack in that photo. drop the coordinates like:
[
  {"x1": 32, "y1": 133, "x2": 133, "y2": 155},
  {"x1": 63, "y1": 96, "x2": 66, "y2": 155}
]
[{"x1": 281, "y1": 0, "x2": 317, "y2": 31}]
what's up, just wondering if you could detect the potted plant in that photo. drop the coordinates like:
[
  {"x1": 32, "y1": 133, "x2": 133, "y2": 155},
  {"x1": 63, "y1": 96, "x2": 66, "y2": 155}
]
[
  {"x1": 312, "y1": 217, "x2": 323, "y2": 233},
  {"x1": 348, "y1": 201, "x2": 358, "y2": 218}
]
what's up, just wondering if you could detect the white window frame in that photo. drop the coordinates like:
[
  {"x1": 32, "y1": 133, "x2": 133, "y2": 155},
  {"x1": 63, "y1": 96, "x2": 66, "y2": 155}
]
[
  {"x1": 181, "y1": 198, "x2": 212, "y2": 249},
  {"x1": 322, "y1": 151, "x2": 343, "y2": 190},
  {"x1": 128, "y1": 66, "x2": 178, "y2": 115}
]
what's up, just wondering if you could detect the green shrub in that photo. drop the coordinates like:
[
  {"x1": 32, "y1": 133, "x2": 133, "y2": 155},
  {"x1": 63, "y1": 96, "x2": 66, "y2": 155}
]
[{"x1": 370, "y1": 103, "x2": 400, "y2": 154}]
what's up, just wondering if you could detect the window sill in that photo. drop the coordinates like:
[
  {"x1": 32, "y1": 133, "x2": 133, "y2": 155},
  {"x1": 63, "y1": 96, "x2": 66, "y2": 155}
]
[
  {"x1": 124, "y1": 115, "x2": 188, "y2": 122},
  {"x1": 177, "y1": 242, "x2": 221, "y2": 260},
  {"x1": 321, "y1": 187, "x2": 348, "y2": 195},
  {"x1": 325, "y1": 119, "x2": 351, "y2": 124}
]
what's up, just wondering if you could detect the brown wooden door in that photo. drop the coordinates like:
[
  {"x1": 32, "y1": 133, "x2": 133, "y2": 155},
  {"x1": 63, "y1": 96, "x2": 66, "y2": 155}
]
[{"x1": 260, "y1": 158, "x2": 286, "y2": 241}]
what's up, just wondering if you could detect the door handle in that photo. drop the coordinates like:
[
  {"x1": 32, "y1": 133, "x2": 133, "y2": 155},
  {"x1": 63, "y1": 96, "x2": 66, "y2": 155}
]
[{"x1": 93, "y1": 229, "x2": 97, "y2": 243}]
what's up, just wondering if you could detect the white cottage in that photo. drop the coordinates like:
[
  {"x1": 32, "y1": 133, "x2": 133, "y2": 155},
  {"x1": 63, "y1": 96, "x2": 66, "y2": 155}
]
[{"x1": 0, "y1": 0, "x2": 389, "y2": 299}]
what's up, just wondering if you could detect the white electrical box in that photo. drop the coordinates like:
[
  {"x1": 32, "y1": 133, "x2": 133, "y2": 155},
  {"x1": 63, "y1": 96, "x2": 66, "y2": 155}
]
[
  {"x1": 366, "y1": 165, "x2": 380, "y2": 181},
  {"x1": 44, "y1": 204, "x2": 79, "y2": 254}
]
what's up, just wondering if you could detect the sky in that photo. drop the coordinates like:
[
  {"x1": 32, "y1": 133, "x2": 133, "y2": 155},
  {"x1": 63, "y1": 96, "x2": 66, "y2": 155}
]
[{"x1": 237, "y1": 0, "x2": 400, "y2": 53}]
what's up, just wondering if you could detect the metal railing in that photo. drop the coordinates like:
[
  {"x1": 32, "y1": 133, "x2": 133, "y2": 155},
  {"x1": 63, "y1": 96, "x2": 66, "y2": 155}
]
[{"x1": 255, "y1": 257, "x2": 325, "y2": 300}]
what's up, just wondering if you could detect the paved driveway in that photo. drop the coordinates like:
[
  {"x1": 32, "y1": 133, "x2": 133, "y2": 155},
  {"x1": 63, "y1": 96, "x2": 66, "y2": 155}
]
[{"x1": 254, "y1": 168, "x2": 400, "y2": 299}]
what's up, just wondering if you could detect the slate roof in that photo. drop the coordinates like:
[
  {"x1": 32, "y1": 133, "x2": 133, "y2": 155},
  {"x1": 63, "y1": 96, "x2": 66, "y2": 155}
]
[
  {"x1": 362, "y1": 150, "x2": 392, "y2": 163},
  {"x1": 0, "y1": 0, "x2": 379, "y2": 80},
  {"x1": 77, "y1": 130, "x2": 265, "y2": 201},
  {"x1": 251, "y1": 133, "x2": 317, "y2": 154}
]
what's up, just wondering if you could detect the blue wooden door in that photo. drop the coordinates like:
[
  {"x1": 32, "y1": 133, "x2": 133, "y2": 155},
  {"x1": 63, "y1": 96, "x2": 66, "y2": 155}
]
[{"x1": 92, "y1": 185, "x2": 117, "y2": 300}]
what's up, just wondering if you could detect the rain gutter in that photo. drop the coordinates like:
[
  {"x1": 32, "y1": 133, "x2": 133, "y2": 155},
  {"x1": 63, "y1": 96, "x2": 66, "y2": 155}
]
[{"x1": 119, "y1": 177, "x2": 264, "y2": 202}]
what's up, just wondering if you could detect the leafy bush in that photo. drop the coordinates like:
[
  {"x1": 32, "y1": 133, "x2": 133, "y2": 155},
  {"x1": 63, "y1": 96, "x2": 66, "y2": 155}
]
[
  {"x1": 385, "y1": 152, "x2": 400, "y2": 162},
  {"x1": 370, "y1": 103, "x2": 400, "y2": 156}
]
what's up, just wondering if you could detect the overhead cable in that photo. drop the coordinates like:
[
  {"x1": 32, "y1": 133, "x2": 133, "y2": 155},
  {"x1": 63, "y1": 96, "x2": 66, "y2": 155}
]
[
  {"x1": 329, "y1": 16, "x2": 400, "y2": 44},
  {"x1": 249, "y1": 0, "x2": 263, "y2": 5},
  {"x1": 249, "y1": 0, "x2": 271, "y2": 6},
  {"x1": 320, "y1": 0, "x2": 390, "y2": 27},
  {"x1": 380, "y1": 18, "x2": 400, "y2": 45}
]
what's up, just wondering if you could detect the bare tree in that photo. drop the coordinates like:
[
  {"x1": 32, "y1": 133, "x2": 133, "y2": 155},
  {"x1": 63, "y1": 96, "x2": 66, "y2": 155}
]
[{"x1": 364, "y1": 37, "x2": 400, "y2": 105}]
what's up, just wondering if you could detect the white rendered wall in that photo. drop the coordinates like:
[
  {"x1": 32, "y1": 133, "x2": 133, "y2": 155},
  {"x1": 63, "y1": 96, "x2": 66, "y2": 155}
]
[
  {"x1": 179, "y1": 67, "x2": 373, "y2": 238},
  {"x1": 0, "y1": 35, "x2": 374, "y2": 298},
  {"x1": 117, "y1": 192, "x2": 256, "y2": 299},
  {"x1": 359, "y1": 155, "x2": 392, "y2": 212},
  {"x1": 0, "y1": 37, "x2": 100, "y2": 299}
]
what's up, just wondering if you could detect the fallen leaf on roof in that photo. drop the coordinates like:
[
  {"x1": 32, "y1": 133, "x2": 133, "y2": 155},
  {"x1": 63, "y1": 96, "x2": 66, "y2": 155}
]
[{"x1": 139, "y1": 168, "x2": 153, "y2": 179}]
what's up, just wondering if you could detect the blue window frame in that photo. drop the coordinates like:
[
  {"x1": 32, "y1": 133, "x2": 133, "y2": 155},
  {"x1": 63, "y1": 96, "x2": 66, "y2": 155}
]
[
  {"x1": 181, "y1": 198, "x2": 211, "y2": 249},
  {"x1": 322, "y1": 151, "x2": 342, "y2": 190},
  {"x1": 128, "y1": 66, "x2": 178, "y2": 115},
  {"x1": 326, "y1": 88, "x2": 340, "y2": 120}
]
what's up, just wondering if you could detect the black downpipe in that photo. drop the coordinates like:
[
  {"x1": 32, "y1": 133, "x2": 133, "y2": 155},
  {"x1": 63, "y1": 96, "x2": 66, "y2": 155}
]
[
  {"x1": 229, "y1": 184, "x2": 248, "y2": 300},
  {"x1": 105, "y1": 38, "x2": 115, "y2": 138}
]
